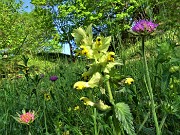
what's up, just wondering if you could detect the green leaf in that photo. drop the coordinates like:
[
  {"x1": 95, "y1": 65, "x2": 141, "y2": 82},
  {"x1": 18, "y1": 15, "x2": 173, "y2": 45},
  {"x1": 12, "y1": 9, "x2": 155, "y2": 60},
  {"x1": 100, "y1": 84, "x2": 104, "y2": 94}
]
[
  {"x1": 82, "y1": 63, "x2": 101, "y2": 77},
  {"x1": 88, "y1": 72, "x2": 102, "y2": 88},
  {"x1": 71, "y1": 24, "x2": 93, "y2": 47},
  {"x1": 98, "y1": 36, "x2": 111, "y2": 53},
  {"x1": 85, "y1": 23, "x2": 93, "y2": 38},
  {"x1": 71, "y1": 27, "x2": 87, "y2": 46},
  {"x1": 103, "y1": 62, "x2": 123, "y2": 73},
  {"x1": 114, "y1": 102, "x2": 135, "y2": 135}
]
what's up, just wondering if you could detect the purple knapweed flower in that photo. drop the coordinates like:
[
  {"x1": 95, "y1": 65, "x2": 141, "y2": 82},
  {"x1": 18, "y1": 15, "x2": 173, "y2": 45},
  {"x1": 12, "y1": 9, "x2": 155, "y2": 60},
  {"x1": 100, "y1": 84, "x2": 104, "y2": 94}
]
[
  {"x1": 50, "y1": 76, "x2": 58, "y2": 82},
  {"x1": 131, "y1": 20, "x2": 158, "y2": 34}
]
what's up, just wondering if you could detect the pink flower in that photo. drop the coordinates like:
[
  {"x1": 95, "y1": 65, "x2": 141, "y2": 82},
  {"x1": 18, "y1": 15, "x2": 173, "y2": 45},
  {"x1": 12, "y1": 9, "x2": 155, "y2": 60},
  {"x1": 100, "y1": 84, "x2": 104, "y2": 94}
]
[
  {"x1": 12, "y1": 109, "x2": 36, "y2": 125},
  {"x1": 20, "y1": 112, "x2": 35, "y2": 123}
]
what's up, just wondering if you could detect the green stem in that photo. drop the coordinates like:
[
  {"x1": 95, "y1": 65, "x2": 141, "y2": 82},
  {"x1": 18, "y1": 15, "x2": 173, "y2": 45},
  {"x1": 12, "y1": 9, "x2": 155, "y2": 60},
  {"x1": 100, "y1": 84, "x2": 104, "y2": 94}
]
[
  {"x1": 43, "y1": 100, "x2": 48, "y2": 134},
  {"x1": 4, "y1": 84, "x2": 8, "y2": 135},
  {"x1": 141, "y1": 36, "x2": 161, "y2": 135},
  {"x1": 27, "y1": 125, "x2": 31, "y2": 135},
  {"x1": 105, "y1": 77, "x2": 114, "y2": 105},
  {"x1": 106, "y1": 77, "x2": 122, "y2": 135},
  {"x1": 159, "y1": 114, "x2": 167, "y2": 130},
  {"x1": 93, "y1": 108, "x2": 98, "y2": 135},
  {"x1": 91, "y1": 94, "x2": 98, "y2": 135},
  {"x1": 137, "y1": 111, "x2": 150, "y2": 133}
]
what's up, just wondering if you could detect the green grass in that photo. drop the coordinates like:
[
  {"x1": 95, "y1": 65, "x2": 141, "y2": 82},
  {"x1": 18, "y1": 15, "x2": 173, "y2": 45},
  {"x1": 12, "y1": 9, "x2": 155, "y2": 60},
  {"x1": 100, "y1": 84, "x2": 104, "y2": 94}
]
[{"x1": 0, "y1": 29, "x2": 180, "y2": 135}]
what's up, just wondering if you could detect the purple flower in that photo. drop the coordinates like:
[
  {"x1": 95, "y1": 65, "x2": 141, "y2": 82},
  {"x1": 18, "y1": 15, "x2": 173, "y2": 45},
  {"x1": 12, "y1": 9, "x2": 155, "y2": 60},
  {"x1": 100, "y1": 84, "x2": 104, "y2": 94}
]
[
  {"x1": 131, "y1": 20, "x2": 158, "y2": 33},
  {"x1": 50, "y1": 76, "x2": 58, "y2": 82}
]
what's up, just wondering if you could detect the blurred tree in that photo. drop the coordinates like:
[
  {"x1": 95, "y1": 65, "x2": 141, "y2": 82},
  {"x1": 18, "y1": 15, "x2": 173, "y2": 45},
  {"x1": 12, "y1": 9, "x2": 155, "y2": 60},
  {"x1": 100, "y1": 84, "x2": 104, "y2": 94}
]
[
  {"x1": 30, "y1": 0, "x2": 179, "y2": 55},
  {"x1": 31, "y1": 0, "x2": 141, "y2": 55},
  {"x1": 0, "y1": 0, "x2": 60, "y2": 56}
]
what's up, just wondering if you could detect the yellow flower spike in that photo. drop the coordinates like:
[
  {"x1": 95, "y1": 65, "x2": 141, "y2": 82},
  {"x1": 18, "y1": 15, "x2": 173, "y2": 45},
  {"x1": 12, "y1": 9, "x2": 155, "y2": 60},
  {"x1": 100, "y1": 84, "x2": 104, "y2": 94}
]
[
  {"x1": 95, "y1": 37, "x2": 102, "y2": 47},
  {"x1": 80, "y1": 97, "x2": 95, "y2": 106},
  {"x1": 73, "y1": 81, "x2": 89, "y2": 90},
  {"x1": 125, "y1": 78, "x2": 134, "y2": 85},
  {"x1": 107, "y1": 52, "x2": 115, "y2": 62}
]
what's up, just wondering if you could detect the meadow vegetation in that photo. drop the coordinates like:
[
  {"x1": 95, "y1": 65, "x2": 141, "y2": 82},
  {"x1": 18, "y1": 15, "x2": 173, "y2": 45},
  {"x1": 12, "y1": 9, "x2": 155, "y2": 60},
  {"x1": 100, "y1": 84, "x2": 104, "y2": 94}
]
[{"x1": 0, "y1": 0, "x2": 180, "y2": 135}]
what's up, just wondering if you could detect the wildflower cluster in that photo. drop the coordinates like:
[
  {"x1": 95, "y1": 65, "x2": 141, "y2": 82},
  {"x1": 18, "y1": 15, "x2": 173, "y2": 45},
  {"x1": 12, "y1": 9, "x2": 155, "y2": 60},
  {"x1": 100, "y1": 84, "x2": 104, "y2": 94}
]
[
  {"x1": 72, "y1": 25, "x2": 122, "y2": 91},
  {"x1": 131, "y1": 19, "x2": 158, "y2": 35},
  {"x1": 72, "y1": 24, "x2": 123, "y2": 111},
  {"x1": 72, "y1": 24, "x2": 136, "y2": 135}
]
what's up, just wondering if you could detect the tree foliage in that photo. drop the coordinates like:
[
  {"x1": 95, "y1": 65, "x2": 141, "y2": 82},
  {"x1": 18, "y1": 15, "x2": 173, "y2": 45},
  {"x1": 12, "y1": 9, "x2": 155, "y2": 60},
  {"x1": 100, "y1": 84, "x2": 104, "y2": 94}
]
[
  {"x1": 30, "y1": 0, "x2": 179, "y2": 55},
  {"x1": 0, "y1": 0, "x2": 58, "y2": 55}
]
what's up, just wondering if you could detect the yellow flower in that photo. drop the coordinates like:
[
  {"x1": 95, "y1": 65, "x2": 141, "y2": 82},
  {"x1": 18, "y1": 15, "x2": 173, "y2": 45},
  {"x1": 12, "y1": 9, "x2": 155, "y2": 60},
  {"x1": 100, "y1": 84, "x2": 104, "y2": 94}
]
[
  {"x1": 80, "y1": 97, "x2": 95, "y2": 106},
  {"x1": 125, "y1": 78, "x2": 134, "y2": 85},
  {"x1": 74, "y1": 105, "x2": 80, "y2": 111},
  {"x1": 80, "y1": 46, "x2": 88, "y2": 54},
  {"x1": 107, "y1": 52, "x2": 115, "y2": 62},
  {"x1": 95, "y1": 37, "x2": 102, "y2": 47},
  {"x1": 44, "y1": 93, "x2": 51, "y2": 101},
  {"x1": 79, "y1": 45, "x2": 93, "y2": 58},
  {"x1": 73, "y1": 81, "x2": 89, "y2": 90}
]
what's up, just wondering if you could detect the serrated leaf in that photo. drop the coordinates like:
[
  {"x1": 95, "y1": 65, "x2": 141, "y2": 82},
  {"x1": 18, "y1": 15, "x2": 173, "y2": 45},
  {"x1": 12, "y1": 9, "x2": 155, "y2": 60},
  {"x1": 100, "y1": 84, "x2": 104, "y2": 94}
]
[
  {"x1": 100, "y1": 36, "x2": 111, "y2": 52},
  {"x1": 72, "y1": 24, "x2": 93, "y2": 47},
  {"x1": 103, "y1": 62, "x2": 123, "y2": 73},
  {"x1": 86, "y1": 24, "x2": 93, "y2": 38},
  {"x1": 114, "y1": 102, "x2": 135, "y2": 135},
  {"x1": 71, "y1": 27, "x2": 87, "y2": 46}
]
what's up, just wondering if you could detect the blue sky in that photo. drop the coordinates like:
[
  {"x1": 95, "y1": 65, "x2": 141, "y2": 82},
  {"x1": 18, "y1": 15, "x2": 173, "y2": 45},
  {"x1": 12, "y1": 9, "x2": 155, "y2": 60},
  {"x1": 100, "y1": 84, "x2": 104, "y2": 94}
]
[
  {"x1": 21, "y1": 0, "x2": 70, "y2": 54},
  {"x1": 21, "y1": 0, "x2": 34, "y2": 12}
]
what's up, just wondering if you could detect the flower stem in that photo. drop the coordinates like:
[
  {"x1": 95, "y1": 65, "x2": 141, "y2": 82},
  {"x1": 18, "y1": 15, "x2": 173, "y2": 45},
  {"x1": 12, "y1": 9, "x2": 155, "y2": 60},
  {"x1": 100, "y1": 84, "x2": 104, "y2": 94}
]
[
  {"x1": 159, "y1": 114, "x2": 167, "y2": 130},
  {"x1": 141, "y1": 36, "x2": 161, "y2": 135},
  {"x1": 27, "y1": 125, "x2": 31, "y2": 135},
  {"x1": 93, "y1": 108, "x2": 98, "y2": 135},
  {"x1": 43, "y1": 100, "x2": 48, "y2": 134},
  {"x1": 106, "y1": 78, "x2": 121, "y2": 135},
  {"x1": 105, "y1": 77, "x2": 114, "y2": 105}
]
